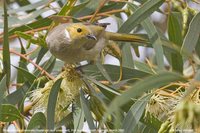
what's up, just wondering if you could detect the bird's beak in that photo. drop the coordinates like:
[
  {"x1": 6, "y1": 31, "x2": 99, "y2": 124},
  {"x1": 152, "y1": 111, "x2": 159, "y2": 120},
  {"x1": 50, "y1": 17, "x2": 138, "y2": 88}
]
[{"x1": 86, "y1": 34, "x2": 97, "y2": 40}]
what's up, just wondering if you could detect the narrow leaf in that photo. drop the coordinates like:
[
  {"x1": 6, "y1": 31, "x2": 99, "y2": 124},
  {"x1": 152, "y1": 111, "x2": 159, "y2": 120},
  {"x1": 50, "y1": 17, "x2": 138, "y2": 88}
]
[
  {"x1": 118, "y1": 0, "x2": 164, "y2": 33},
  {"x1": 80, "y1": 90, "x2": 96, "y2": 130},
  {"x1": 181, "y1": 12, "x2": 200, "y2": 57},
  {"x1": 47, "y1": 79, "x2": 62, "y2": 131},
  {"x1": 14, "y1": 66, "x2": 36, "y2": 83},
  {"x1": 128, "y1": 3, "x2": 165, "y2": 69},
  {"x1": 167, "y1": 13, "x2": 183, "y2": 72},
  {"x1": 2, "y1": 1, "x2": 10, "y2": 87},
  {"x1": 0, "y1": 76, "x2": 7, "y2": 104},
  {"x1": 122, "y1": 94, "x2": 152, "y2": 133},
  {"x1": 106, "y1": 72, "x2": 185, "y2": 115},
  {"x1": 74, "y1": 107, "x2": 85, "y2": 132},
  {"x1": 122, "y1": 43, "x2": 134, "y2": 68}
]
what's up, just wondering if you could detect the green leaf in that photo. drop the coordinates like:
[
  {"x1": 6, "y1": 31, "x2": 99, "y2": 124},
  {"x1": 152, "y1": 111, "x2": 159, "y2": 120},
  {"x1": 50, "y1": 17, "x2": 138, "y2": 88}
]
[
  {"x1": 0, "y1": 76, "x2": 7, "y2": 104},
  {"x1": 128, "y1": 3, "x2": 164, "y2": 70},
  {"x1": 58, "y1": 0, "x2": 77, "y2": 16},
  {"x1": 73, "y1": 0, "x2": 101, "y2": 17},
  {"x1": 96, "y1": 62, "x2": 113, "y2": 83},
  {"x1": 134, "y1": 61, "x2": 155, "y2": 74},
  {"x1": 152, "y1": 39, "x2": 165, "y2": 70},
  {"x1": 68, "y1": 0, "x2": 90, "y2": 15},
  {"x1": 122, "y1": 43, "x2": 135, "y2": 68},
  {"x1": 74, "y1": 107, "x2": 85, "y2": 132},
  {"x1": 122, "y1": 94, "x2": 152, "y2": 133},
  {"x1": 8, "y1": 17, "x2": 52, "y2": 36},
  {"x1": 141, "y1": 112, "x2": 162, "y2": 131},
  {"x1": 47, "y1": 79, "x2": 62, "y2": 131},
  {"x1": 36, "y1": 47, "x2": 48, "y2": 64},
  {"x1": 34, "y1": 56, "x2": 56, "y2": 77},
  {"x1": 4, "y1": 82, "x2": 31, "y2": 105},
  {"x1": 0, "y1": 8, "x2": 50, "y2": 28},
  {"x1": 196, "y1": 37, "x2": 200, "y2": 57},
  {"x1": 84, "y1": 76, "x2": 121, "y2": 97},
  {"x1": 181, "y1": 12, "x2": 200, "y2": 57},
  {"x1": 55, "y1": 112, "x2": 73, "y2": 129},
  {"x1": 106, "y1": 72, "x2": 185, "y2": 115},
  {"x1": 118, "y1": 0, "x2": 164, "y2": 33},
  {"x1": 99, "y1": 1, "x2": 125, "y2": 13},
  {"x1": 19, "y1": 81, "x2": 36, "y2": 113},
  {"x1": 14, "y1": 66, "x2": 36, "y2": 83},
  {"x1": 80, "y1": 90, "x2": 96, "y2": 130},
  {"x1": 168, "y1": 13, "x2": 183, "y2": 46},
  {"x1": 83, "y1": 64, "x2": 150, "y2": 81},
  {"x1": 0, "y1": 104, "x2": 22, "y2": 122},
  {"x1": 15, "y1": 31, "x2": 46, "y2": 47},
  {"x1": 2, "y1": 1, "x2": 10, "y2": 87},
  {"x1": 17, "y1": 41, "x2": 27, "y2": 84},
  {"x1": 26, "y1": 112, "x2": 46, "y2": 133},
  {"x1": 167, "y1": 13, "x2": 183, "y2": 72},
  {"x1": 91, "y1": 79, "x2": 120, "y2": 100},
  {"x1": 6, "y1": 0, "x2": 53, "y2": 14}
]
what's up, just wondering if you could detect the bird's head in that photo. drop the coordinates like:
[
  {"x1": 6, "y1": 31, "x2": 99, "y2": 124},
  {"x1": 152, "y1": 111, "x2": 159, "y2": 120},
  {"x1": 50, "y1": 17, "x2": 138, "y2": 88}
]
[{"x1": 65, "y1": 23, "x2": 98, "y2": 43}]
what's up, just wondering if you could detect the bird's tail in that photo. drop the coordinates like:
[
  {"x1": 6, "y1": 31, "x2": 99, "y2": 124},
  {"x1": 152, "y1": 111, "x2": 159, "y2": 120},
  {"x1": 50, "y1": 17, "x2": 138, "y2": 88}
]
[{"x1": 106, "y1": 32, "x2": 148, "y2": 44}]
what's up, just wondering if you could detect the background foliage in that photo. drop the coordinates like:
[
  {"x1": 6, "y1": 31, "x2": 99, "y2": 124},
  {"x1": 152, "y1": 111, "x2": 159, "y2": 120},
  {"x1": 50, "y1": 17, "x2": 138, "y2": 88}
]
[{"x1": 0, "y1": 0, "x2": 200, "y2": 132}]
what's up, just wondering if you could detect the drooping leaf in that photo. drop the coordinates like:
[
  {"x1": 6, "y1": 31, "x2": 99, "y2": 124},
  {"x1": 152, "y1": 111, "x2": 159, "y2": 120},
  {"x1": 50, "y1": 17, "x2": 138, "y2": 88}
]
[
  {"x1": 128, "y1": 3, "x2": 165, "y2": 70},
  {"x1": 4, "y1": 82, "x2": 31, "y2": 105},
  {"x1": 47, "y1": 79, "x2": 62, "y2": 131},
  {"x1": 80, "y1": 90, "x2": 96, "y2": 130},
  {"x1": 106, "y1": 72, "x2": 185, "y2": 115},
  {"x1": 118, "y1": 0, "x2": 164, "y2": 33},
  {"x1": 122, "y1": 43, "x2": 135, "y2": 68},
  {"x1": 26, "y1": 112, "x2": 46, "y2": 133},
  {"x1": 0, "y1": 76, "x2": 7, "y2": 104},
  {"x1": 122, "y1": 94, "x2": 152, "y2": 133},
  {"x1": 83, "y1": 64, "x2": 150, "y2": 81},
  {"x1": 167, "y1": 13, "x2": 183, "y2": 72},
  {"x1": 73, "y1": 107, "x2": 85, "y2": 132},
  {"x1": 181, "y1": 12, "x2": 200, "y2": 57},
  {"x1": 14, "y1": 66, "x2": 36, "y2": 83},
  {"x1": 2, "y1": 1, "x2": 10, "y2": 87},
  {"x1": 0, "y1": 104, "x2": 22, "y2": 122}
]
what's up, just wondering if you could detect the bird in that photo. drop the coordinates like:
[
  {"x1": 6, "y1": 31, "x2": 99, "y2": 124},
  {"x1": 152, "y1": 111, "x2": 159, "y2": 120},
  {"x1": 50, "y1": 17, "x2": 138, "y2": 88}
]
[{"x1": 46, "y1": 22, "x2": 147, "y2": 64}]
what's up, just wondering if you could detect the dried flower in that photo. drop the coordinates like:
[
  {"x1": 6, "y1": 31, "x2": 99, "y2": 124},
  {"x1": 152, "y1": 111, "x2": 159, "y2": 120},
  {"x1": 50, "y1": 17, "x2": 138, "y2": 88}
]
[
  {"x1": 145, "y1": 93, "x2": 179, "y2": 121},
  {"x1": 30, "y1": 65, "x2": 85, "y2": 122}
]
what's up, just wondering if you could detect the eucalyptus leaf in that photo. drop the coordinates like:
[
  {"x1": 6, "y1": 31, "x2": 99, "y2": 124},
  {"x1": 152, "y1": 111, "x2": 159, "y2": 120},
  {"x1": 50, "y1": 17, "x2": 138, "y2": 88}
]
[
  {"x1": 181, "y1": 12, "x2": 200, "y2": 57},
  {"x1": 26, "y1": 112, "x2": 46, "y2": 133},
  {"x1": 118, "y1": 0, "x2": 164, "y2": 33},
  {"x1": 128, "y1": 3, "x2": 164, "y2": 70},
  {"x1": 0, "y1": 76, "x2": 7, "y2": 104},
  {"x1": 0, "y1": 104, "x2": 22, "y2": 122},
  {"x1": 106, "y1": 72, "x2": 185, "y2": 115},
  {"x1": 2, "y1": 1, "x2": 10, "y2": 87},
  {"x1": 47, "y1": 79, "x2": 62, "y2": 131},
  {"x1": 80, "y1": 90, "x2": 96, "y2": 130},
  {"x1": 122, "y1": 94, "x2": 152, "y2": 133}
]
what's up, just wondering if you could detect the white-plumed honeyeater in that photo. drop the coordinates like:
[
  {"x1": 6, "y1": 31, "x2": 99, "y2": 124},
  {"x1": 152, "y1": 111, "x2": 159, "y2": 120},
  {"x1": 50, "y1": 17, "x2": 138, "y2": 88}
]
[{"x1": 46, "y1": 23, "x2": 147, "y2": 64}]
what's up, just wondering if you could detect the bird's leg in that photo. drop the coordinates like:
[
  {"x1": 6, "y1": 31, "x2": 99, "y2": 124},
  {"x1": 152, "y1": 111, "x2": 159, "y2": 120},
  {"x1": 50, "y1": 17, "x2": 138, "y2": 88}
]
[
  {"x1": 101, "y1": 41, "x2": 123, "y2": 82},
  {"x1": 74, "y1": 61, "x2": 95, "y2": 74}
]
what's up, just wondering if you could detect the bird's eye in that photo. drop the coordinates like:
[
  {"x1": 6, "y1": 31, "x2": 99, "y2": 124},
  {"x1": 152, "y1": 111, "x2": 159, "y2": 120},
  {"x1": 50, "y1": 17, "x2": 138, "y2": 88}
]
[{"x1": 77, "y1": 28, "x2": 82, "y2": 33}]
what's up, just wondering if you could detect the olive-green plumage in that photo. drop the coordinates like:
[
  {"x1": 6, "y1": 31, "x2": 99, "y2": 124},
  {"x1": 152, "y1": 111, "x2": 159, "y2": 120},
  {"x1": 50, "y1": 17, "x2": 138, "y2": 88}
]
[{"x1": 46, "y1": 23, "x2": 147, "y2": 64}]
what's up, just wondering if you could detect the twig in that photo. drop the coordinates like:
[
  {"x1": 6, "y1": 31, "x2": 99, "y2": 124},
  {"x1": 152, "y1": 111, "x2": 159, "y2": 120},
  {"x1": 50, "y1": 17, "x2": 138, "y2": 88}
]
[
  {"x1": 0, "y1": 9, "x2": 124, "y2": 43},
  {"x1": 0, "y1": 48, "x2": 54, "y2": 80},
  {"x1": 89, "y1": 0, "x2": 109, "y2": 22},
  {"x1": 0, "y1": 26, "x2": 50, "y2": 43}
]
